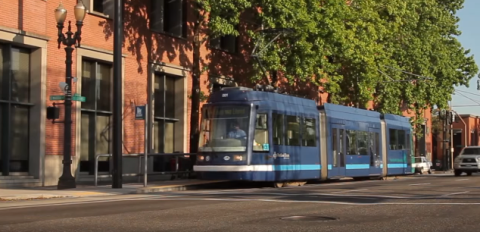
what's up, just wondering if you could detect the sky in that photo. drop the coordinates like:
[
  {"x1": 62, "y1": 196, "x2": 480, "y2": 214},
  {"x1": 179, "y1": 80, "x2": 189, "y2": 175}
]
[{"x1": 451, "y1": 0, "x2": 480, "y2": 115}]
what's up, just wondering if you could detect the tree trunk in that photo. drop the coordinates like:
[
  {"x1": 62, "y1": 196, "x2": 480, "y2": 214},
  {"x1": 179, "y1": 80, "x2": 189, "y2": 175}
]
[
  {"x1": 189, "y1": 12, "x2": 203, "y2": 166},
  {"x1": 189, "y1": 39, "x2": 200, "y2": 155}
]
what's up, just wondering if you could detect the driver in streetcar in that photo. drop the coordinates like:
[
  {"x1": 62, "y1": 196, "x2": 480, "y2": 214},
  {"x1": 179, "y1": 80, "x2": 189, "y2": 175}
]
[{"x1": 228, "y1": 122, "x2": 246, "y2": 139}]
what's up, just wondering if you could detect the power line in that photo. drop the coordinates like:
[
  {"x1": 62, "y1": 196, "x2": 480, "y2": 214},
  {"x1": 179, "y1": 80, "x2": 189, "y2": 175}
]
[
  {"x1": 453, "y1": 91, "x2": 480, "y2": 106},
  {"x1": 454, "y1": 89, "x2": 480, "y2": 97}
]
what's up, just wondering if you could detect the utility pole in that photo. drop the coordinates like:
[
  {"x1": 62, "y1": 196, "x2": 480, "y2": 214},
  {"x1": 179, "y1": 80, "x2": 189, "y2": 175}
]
[
  {"x1": 112, "y1": 0, "x2": 124, "y2": 188},
  {"x1": 442, "y1": 110, "x2": 447, "y2": 171}
]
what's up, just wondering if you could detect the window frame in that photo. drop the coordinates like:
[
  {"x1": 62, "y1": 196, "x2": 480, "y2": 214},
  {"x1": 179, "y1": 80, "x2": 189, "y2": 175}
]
[
  {"x1": 153, "y1": 73, "x2": 180, "y2": 154},
  {"x1": 79, "y1": 58, "x2": 113, "y2": 174},
  {"x1": 149, "y1": 0, "x2": 188, "y2": 38},
  {"x1": 0, "y1": 43, "x2": 33, "y2": 174}
]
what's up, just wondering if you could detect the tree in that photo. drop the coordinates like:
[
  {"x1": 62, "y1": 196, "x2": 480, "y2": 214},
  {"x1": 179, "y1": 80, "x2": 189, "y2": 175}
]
[{"x1": 239, "y1": 0, "x2": 477, "y2": 136}]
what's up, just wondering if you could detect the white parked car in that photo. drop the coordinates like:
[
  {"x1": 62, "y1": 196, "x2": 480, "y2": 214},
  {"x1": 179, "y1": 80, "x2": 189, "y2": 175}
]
[
  {"x1": 453, "y1": 146, "x2": 480, "y2": 176},
  {"x1": 412, "y1": 156, "x2": 433, "y2": 174}
]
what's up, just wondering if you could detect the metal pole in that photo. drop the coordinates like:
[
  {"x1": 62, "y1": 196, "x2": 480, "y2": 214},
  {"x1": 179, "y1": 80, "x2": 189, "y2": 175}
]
[
  {"x1": 57, "y1": 20, "x2": 81, "y2": 189},
  {"x1": 144, "y1": 104, "x2": 148, "y2": 187},
  {"x1": 443, "y1": 111, "x2": 447, "y2": 171},
  {"x1": 112, "y1": 0, "x2": 124, "y2": 188}
]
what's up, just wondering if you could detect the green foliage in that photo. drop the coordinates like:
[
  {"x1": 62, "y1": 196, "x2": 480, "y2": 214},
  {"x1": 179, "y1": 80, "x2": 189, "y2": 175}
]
[
  {"x1": 208, "y1": 0, "x2": 477, "y2": 132},
  {"x1": 192, "y1": 0, "x2": 477, "y2": 136}
]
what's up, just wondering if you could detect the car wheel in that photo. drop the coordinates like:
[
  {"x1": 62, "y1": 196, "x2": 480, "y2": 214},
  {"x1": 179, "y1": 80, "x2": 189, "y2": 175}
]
[
  {"x1": 454, "y1": 170, "x2": 462, "y2": 176},
  {"x1": 427, "y1": 169, "x2": 432, "y2": 174}
]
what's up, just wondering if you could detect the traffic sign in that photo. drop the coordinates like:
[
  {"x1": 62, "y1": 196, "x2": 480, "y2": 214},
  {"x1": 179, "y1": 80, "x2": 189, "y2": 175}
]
[
  {"x1": 72, "y1": 95, "x2": 86, "y2": 102},
  {"x1": 135, "y1": 105, "x2": 146, "y2": 120},
  {"x1": 50, "y1": 95, "x2": 65, "y2": 101}
]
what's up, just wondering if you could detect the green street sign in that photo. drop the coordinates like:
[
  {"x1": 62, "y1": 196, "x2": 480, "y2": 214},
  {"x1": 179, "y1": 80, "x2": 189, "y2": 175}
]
[
  {"x1": 50, "y1": 95, "x2": 65, "y2": 101},
  {"x1": 72, "y1": 96, "x2": 86, "y2": 102}
]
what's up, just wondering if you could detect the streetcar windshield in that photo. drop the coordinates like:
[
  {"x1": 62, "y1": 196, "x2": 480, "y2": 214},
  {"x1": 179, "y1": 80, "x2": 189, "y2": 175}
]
[{"x1": 198, "y1": 105, "x2": 251, "y2": 152}]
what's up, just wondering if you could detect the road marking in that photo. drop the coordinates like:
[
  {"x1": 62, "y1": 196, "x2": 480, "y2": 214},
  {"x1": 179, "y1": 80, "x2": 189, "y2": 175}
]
[
  {"x1": 409, "y1": 183, "x2": 431, "y2": 186},
  {"x1": 145, "y1": 197, "x2": 480, "y2": 206},
  {"x1": 0, "y1": 195, "x2": 179, "y2": 210},
  {"x1": 332, "y1": 189, "x2": 368, "y2": 194},
  {"x1": 441, "y1": 191, "x2": 469, "y2": 197},
  {"x1": 456, "y1": 179, "x2": 469, "y2": 182},
  {"x1": 162, "y1": 191, "x2": 448, "y2": 200}
]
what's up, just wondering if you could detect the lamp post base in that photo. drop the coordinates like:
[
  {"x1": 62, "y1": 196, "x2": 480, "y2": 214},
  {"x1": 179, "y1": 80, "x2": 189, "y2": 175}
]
[{"x1": 57, "y1": 176, "x2": 76, "y2": 190}]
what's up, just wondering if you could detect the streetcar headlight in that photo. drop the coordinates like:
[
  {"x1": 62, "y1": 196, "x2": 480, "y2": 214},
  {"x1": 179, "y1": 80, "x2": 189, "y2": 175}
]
[
  {"x1": 233, "y1": 155, "x2": 244, "y2": 161},
  {"x1": 198, "y1": 155, "x2": 204, "y2": 161}
]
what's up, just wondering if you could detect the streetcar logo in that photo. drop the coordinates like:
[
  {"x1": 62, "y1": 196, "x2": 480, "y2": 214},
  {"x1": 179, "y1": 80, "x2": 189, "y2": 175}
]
[
  {"x1": 224, "y1": 156, "x2": 231, "y2": 161},
  {"x1": 272, "y1": 152, "x2": 290, "y2": 159}
]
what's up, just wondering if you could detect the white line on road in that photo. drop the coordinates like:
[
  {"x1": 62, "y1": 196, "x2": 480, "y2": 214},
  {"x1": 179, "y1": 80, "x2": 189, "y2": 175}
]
[
  {"x1": 162, "y1": 191, "x2": 447, "y2": 200},
  {"x1": 456, "y1": 179, "x2": 469, "y2": 182},
  {"x1": 441, "y1": 191, "x2": 470, "y2": 197},
  {"x1": 145, "y1": 197, "x2": 480, "y2": 206},
  {"x1": 332, "y1": 189, "x2": 368, "y2": 194},
  {"x1": 409, "y1": 183, "x2": 431, "y2": 186},
  {"x1": 0, "y1": 195, "x2": 180, "y2": 211}
]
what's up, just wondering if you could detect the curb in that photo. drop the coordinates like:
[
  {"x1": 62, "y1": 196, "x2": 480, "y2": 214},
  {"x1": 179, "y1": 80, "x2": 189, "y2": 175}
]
[
  {"x1": 135, "y1": 181, "x2": 231, "y2": 194},
  {"x1": 0, "y1": 181, "x2": 229, "y2": 201}
]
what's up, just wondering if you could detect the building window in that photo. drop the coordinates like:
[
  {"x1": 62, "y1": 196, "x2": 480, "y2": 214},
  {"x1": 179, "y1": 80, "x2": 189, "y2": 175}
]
[
  {"x1": 150, "y1": 0, "x2": 187, "y2": 38},
  {"x1": 82, "y1": 0, "x2": 114, "y2": 17},
  {"x1": 153, "y1": 74, "x2": 180, "y2": 172},
  {"x1": 210, "y1": 35, "x2": 238, "y2": 53},
  {"x1": 79, "y1": 59, "x2": 112, "y2": 173},
  {"x1": 0, "y1": 44, "x2": 32, "y2": 174}
]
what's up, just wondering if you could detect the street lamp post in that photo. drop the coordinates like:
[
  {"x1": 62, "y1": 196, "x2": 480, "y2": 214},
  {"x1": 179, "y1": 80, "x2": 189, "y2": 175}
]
[{"x1": 55, "y1": 2, "x2": 86, "y2": 190}]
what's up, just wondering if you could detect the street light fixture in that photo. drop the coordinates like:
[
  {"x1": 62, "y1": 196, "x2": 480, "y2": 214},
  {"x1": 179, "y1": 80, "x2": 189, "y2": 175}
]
[{"x1": 55, "y1": 1, "x2": 86, "y2": 190}]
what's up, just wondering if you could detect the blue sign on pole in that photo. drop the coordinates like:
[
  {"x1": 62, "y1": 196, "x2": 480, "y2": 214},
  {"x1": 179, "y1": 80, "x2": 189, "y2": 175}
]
[{"x1": 135, "y1": 105, "x2": 146, "y2": 120}]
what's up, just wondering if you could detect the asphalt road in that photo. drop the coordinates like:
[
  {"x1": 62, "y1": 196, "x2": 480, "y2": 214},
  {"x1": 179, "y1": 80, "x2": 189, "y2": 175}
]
[{"x1": 1, "y1": 174, "x2": 480, "y2": 232}]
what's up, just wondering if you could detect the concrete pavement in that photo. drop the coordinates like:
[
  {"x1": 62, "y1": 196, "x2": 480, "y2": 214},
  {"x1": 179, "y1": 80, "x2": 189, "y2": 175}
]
[
  {"x1": 0, "y1": 179, "x2": 228, "y2": 201},
  {"x1": 0, "y1": 172, "x2": 450, "y2": 201}
]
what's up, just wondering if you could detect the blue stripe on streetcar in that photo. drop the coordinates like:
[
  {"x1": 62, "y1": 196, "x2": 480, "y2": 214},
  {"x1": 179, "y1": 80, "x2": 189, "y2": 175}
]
[
  {"x1": 387, "y1": 163, "x2": 408, "y2": 168},
  {"x1": 345, "y1": 164, "x2": 370, "y2": 169},
  {"x1": 272, "y1": 165, "x2": 322, "y2": 171}
]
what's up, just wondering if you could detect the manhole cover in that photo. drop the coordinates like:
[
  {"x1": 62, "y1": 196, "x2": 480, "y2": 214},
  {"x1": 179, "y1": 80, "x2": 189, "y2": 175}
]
[{"x1": 280, "y1": 216, "x2": 338, "y2": 222}]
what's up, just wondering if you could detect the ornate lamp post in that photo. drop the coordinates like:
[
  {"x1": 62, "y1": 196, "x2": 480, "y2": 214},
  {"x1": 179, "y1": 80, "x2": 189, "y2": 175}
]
[{"x1": 54, "y1": 2, "x2": 86, "y2": 190}]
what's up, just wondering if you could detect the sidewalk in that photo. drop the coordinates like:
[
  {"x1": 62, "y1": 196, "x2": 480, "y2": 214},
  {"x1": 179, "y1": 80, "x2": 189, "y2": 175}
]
[{"x1": 0, "y1": 179, "x2": 228, "y2": 201}]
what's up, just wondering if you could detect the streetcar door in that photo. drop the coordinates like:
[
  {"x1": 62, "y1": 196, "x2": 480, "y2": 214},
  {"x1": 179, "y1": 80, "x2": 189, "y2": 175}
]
[
  {"x1": 329, "y1": 124, "x2": 346, "y2": 177},
  {"x1": 369, "y1": 129, "x2": 382, "y2": 175}
]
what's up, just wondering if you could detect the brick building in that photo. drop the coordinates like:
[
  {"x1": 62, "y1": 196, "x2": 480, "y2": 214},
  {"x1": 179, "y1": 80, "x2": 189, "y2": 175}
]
[{"x1": 0, "y1": 0, "x2": 432, "y2": 187}]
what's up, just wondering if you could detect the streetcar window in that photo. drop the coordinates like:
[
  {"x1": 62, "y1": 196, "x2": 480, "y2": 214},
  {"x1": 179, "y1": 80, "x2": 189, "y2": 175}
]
[
  {"x1": 302, "y1": 117, "x2": 317, "y2": 147},
  {"x1": 346, "y1": 130, "x2": 358, "y2": 155},
  {"x1": 198, "y1": 105, "x2": 250, "y2": 152},
  {"x1": 357, "y1": 131, "x2": 368, "y2": 155},
  {"x1": 389, "y1": 129, "x2": 397, "y2": 150},
  {"x1": 375, "y1": 132, "x2": 380, "y2": 160},
  {"x1": 332, "y1": 128, "x2": 338, "y2": 167},
  {"x1": 253, "y1": 113, "x2": 270, "y2": 151},
  {"x1": 286, "y1": 115, "x2": 301, "y2": 146},
  {"x1": 397, "y1": 130, "x2": 406, "y2": 149},
  {"x1": 272, "y1": 113, "x2": 284, "y2": 145}
]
